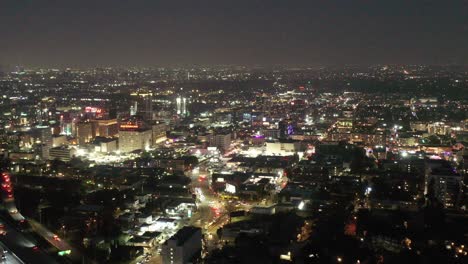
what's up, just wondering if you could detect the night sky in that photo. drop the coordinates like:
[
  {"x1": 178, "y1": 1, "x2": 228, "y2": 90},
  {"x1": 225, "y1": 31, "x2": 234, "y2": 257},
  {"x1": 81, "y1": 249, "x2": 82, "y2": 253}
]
[{"x1": 1, "y1": 0, "x2": 467, "y2": 67}]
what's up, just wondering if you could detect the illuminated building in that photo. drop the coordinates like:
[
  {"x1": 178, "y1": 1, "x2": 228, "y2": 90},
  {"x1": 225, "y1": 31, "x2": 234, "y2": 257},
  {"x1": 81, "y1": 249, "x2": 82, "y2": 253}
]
[
  {"x1": 251, "y1": 134, "x2": 266, "y2": 145},
  {"x1": 60, "y1": 119, "x2": 74, "y2": 136},
  {"x1": 140, "y1": 92, "x2": 153, "y2": 121},
  {"x1": 209, "y1": 133, "x2": 231, "y2": 151},
  {"x1": 49, "y1": 146, "x2": 76, "y2": 161},
  {"x1": 161, "y1": 226, "x2": 202, "y2": 264},
  {"x1": 84, "y1": 106, "x2": 105, "y2": 119},
  {"x1": 129, "y1": 91, "x2": 154, "y2": 120},
  {"x1": 32, "y1": 125, "x2": 53, "y2": 148},
  {"x1": 119, "y1": 130, "x2": 152, "y2": 153},
  {"x1": 330, "y1": 132, "x2": 386, "y2": 146},
  {"x1": 36, "y1": 144, "x2": 50, "y2": 160},
  {"x1": 118, "y1": 119, "x2": 152, "y2": 153},
  {"x1": 93, "y1": 137, "x2": 117, "y2": 153},
  {"x1": 427, "y1": 122, "x2": 452, "y2": 136},
  {"x1": 410, "y1": 121, "x2": 428, "y2": 132},
  {"x1": 36, "y1": 97, "x2": 57, "y2": 124},
  {"x1": 130, "y1": 101, "x2": 138, "y2": 116},
  {"x1": 176, "y1": 96, "x2": 188, "y2": 117},
  {"x1": 76, "y1": 122, "x2": 93, "y2": 145},
  {"x1": 153, "y1": 159, "x2": 186, "y2": 172},
  {"x1": 91, "y1": 119, "x2": 118, "y2": 137},
  {"x1": 52, "y1": 135, "x2": 68, "y2": 147},
  {"x1": 425, "y1": 166, "x2": 462, "y2": 208},
  {"x1": 263, "y1": 129, "x2": 280, "y2": 139},
  {"x1": 265, "y1": 139, "x2": 301, "y2": 155},
  {"x1": 152, "y1": 123, "x2": 168, "y2": 145}
]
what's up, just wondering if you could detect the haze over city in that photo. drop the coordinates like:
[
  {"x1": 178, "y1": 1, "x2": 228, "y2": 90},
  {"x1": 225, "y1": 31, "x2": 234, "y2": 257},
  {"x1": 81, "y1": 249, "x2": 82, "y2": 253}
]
[{"x1": 1, "y1": 0, "x2": 467, "y2": 67}]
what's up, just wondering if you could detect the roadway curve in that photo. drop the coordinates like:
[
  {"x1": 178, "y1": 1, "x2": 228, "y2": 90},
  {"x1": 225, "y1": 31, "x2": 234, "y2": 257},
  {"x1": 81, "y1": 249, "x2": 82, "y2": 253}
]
[
  {"x1": 0, "y1": 218, "x2": 58, "y2": 264},
  {"x1": 0, "y1": 172, "x2": 61, "y2": 263}
]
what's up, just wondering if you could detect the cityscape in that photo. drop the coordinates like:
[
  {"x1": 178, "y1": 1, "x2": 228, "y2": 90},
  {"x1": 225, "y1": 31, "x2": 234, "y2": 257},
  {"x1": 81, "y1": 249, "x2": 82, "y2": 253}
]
[{"x1": 0, "y1": 1, "x2": 467, "y2": 264}]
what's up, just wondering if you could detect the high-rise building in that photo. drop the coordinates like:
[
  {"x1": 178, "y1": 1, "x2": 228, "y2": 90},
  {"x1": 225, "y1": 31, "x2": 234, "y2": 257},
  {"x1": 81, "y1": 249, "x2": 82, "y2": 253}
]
[
  {"x1": 118, "y1": 118, "x2": 152, "y2": 153},
  {"x1": 36, "y1": 144, "x2": 50, "y2": 160},
  {"x1": 91, "y1": 119, "x2": 119, "y2": 137},
  {"x1": 209, "y1": 133, "x2": 232, "y2": 151},
  {"x1": 130, "y1": 101, "x2": 138, "y2": 116},
  {"x1": 161, "y1": 226, "x2": 202, "y2": 264},
  {"x1": 141, "y1": 92, "x2": 153, "y2": 121},
  {"x1": 176, "y1": 96, "x2": 188, "y2": 117},
  {"x1": 49, "y1": 146, "x2": 76, "y2": 161},
  {"x1": 426, "y1": 168, "x2": 462, "y2": 208},
  {"x1": 36, "y1": 97, "x2": 57, "y2": 125},
  {"x1": 32, "y1": 125, "x2": 53, "y2": 148},
  {"x1": 152, "y1": 123, "x2": 168, "y2": 145},
  {"x1": 119, "y1": 129, "x2": 152, "y2": 153},
  {"x1": 130, "y1": 91, "x2": 153, "y2": 121},
  {"x1": 76, "y1": 122, "x2": 93, "y2": 145}
]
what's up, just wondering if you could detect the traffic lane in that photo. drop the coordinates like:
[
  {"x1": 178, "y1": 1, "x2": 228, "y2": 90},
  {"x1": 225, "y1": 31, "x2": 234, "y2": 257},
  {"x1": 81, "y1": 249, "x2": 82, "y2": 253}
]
[
  {"x1": 2, "y1": 251, "x2": 24, "y2": 264},
  {"x1": 28, "y1": 221, "x2": 65, "y2": 249},
  {"x1": 0, "y1": 222, "x2": 58, "y2": 264},
  {"x1": 203, "y1": 214, "x2": 230, "y2": 251},
  {"x1": 28, "y1": 220, "x2": 82, "y2": 263},
  {"x1": 0, "y1": 241, "x2": 24, "y2": 264}
]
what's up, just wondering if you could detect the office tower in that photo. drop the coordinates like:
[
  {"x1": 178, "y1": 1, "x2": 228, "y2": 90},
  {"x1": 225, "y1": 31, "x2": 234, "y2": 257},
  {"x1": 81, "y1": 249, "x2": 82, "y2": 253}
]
[
  {"x1": 141, "y1": 92, "x2": 153, "y2": 121},
  {"x1": 130, "y1": 101, "x2": 138, "y2": 116},
  {"x1": 209, "y1": 133, "x2": 232, "y2": 151},
  {"x1": 90, "y1": 119, "x2": 119, "y2": 137},
  {"x1": 32, "y1": 126, "x2": 53, "y2": 148},
  {"x1": 76, "y1": 122, "x2": 93, "y2": 145},
  {"x1": 176, "y1": 96, "x2": 188, "y2": 117},
  {"x1": 152, "y1": 123, "x2": 168, "y2": 145},
  {"x1": 118, "y1": 118, "x2": 152, "y2": 153}
]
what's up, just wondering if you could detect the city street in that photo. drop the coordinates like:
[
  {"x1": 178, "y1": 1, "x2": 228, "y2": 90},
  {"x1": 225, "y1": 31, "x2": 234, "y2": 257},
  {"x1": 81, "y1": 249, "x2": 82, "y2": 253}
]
[
  {"x1": 0, "y1": 218, "x2": 58, "y2": 264},
  {"x1": 0, "y1": 241, "x2": 24, "y2": 264},
  {"x1": 186, "y1": 159, "x2": 225, "y2": 251},
  {"x1": 28, "y1": 219, "x2": 83, "y2": 263}
]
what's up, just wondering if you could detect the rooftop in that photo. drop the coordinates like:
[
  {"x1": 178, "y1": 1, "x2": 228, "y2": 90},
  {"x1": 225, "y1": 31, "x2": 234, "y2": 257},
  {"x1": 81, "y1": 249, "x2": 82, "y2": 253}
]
[{"x1": 167, "y1": 226, "x2": 201, "y2": 246}]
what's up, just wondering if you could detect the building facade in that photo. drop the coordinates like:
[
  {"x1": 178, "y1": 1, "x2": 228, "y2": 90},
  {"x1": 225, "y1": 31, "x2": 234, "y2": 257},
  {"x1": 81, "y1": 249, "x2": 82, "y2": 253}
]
[{"x1": 161, "y1": 226, "x2": 202, "y2": 264}]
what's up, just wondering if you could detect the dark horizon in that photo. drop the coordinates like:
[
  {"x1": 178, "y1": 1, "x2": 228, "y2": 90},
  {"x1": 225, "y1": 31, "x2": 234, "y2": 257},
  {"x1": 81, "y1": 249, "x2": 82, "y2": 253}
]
[{"x1": 1, "y1": 0, "x2": 467, "y2": 67}]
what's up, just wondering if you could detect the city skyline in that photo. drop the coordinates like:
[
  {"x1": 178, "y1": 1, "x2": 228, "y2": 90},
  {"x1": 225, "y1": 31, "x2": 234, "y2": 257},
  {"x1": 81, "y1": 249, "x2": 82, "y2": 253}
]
[{"x1": 0, "y1": 1, "x2": 467, "y2": 264}]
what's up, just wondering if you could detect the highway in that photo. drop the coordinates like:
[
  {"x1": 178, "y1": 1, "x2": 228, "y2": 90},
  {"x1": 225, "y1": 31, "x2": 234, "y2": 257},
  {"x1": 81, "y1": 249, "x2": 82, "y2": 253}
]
[
  {"x1": 1, "y1": 171, "x2": 87, "y2": 263},
  {"x1": 28, "y1": 220, "x2": 84, "y2": 263},
  {"x1": 3, "y1": 200, "x2": 25, "y2": 222},
  {"x1": 0, "y1": 240, "x2": 24, "y2": 264},
  {"x1": 0, "y1": 172, "x2": 58, "y2": 263},
  {"x1": 0, "y1": 218, "x2": 58, "y2": 264}
]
